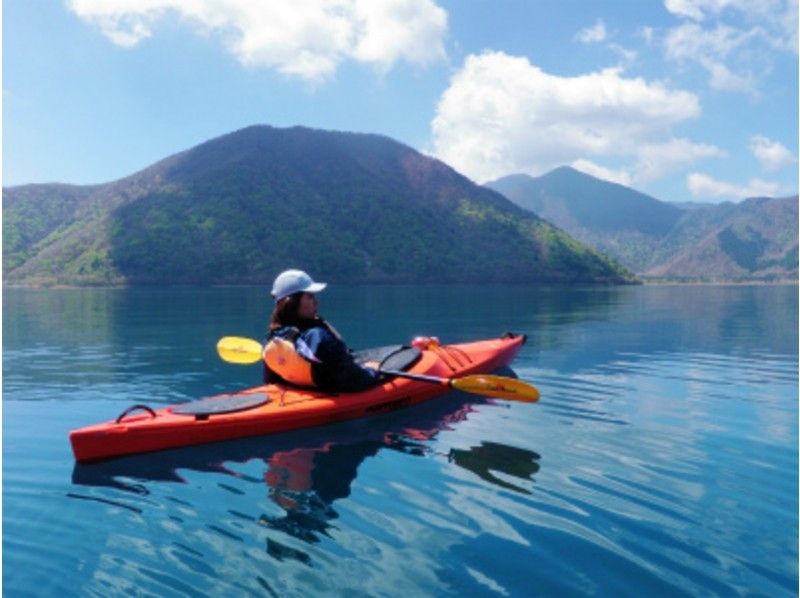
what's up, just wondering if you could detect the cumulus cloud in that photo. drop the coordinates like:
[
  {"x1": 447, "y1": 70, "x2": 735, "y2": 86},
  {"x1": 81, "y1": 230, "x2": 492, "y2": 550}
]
[
  {"x1": 750, "y1": 135, "x2": 796, "y2": 171},
  {"x1": 67, "y1": 0, "x2": 448, "y2": 83},
  {"x1": 576, "y1": 19, "x2": 607, "y2": 44},
  {"x1": 687, "y1": 172, "x2": 782, "y2": 200},
  {"x1": 431, "y1": 51, "x2": 718, "y2": 184}
]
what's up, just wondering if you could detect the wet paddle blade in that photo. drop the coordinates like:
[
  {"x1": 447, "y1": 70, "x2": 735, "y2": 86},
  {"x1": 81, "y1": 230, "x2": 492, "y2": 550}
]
[
  {"x1": 217, "y1": 336, "x2": 263, "y2": 364},
  {"x1": 451, "y1": 374, "x2": 540, "y2": 403}
]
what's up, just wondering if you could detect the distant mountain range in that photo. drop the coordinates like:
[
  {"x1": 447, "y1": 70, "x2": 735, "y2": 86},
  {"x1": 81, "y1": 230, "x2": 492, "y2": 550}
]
[
  {"x1": 488, "y1": 168, "x2": 798, "y2": 282},
  {"x1": 3, "y1": 126, "x2": 634, "y2": 287}
]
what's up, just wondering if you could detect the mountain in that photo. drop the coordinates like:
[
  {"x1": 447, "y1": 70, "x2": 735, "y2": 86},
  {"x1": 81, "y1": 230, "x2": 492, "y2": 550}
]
[
  {"x1": 646, "y1": 196, "x2": 798, "y2": 281},
  {"x1": 3, "y1": 126, "x2": 634, "y2": 286},
  {"x1": 491, "y1": 167, "x2": 683, "y2": 236},
  {"x1": 488, "y1": 168, "x2": 798, "y2": 282},
  {"x1": 488, "y1": 167, "x2": 683, "y2": 273}
]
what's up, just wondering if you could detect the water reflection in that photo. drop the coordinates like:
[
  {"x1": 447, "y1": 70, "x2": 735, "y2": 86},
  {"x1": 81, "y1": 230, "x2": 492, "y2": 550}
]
[
  {"x1": 71, "y1": 391, "x2": 541, "y2": 566},
  {"x1": 258, "y1": 440, "x2": 385, "y2": 563},
  {"x1": 6, "y1": 286, "x2": 794, "y2": 405},
  {"x1": 8, "y1": 285, "x2": 796, "y2": 596},
  {"x1": 448, "y1": 442, "x2": 541, "y2": 495}
]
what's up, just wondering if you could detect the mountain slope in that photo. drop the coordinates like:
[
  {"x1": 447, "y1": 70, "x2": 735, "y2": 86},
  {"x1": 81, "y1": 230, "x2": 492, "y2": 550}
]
[
  {"x1": 488, "y1": 168, "x2": 683, "y2": 271},
  {"x1": 4, "y1": 183, "x2": 98, "y2": 271},
  {"x1": 488, "y1": 168, "x2": 798, "y2": 281},
  {"x1": 646, "y1": 196, "x2": 798, "y2": 281},
  {"x1": 491, "y1": 167, "x2": 682, "y2": 235},
  {"x1": 3, "y1": 126, "x2": 634, "y2": 286}
]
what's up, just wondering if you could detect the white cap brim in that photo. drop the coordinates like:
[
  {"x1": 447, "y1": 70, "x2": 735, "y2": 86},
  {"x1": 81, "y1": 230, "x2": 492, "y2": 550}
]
[{"x1": 305, "y1": 282, "x2": 327, "y2": 294}]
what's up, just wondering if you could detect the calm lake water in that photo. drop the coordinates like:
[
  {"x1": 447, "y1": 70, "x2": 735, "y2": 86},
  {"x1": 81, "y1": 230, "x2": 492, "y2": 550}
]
[{"x1": 3, "y1": 284, "x2": 798, "y2": 596}]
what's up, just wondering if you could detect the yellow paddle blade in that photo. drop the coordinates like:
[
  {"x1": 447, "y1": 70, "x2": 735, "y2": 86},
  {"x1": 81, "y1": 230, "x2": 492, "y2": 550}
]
[
  {"x1": 451, "y1": 375, "x2": 540, "y2": 403},
  {"x1": 217, "y1": 336, "x2": 263, "y2": 365}
]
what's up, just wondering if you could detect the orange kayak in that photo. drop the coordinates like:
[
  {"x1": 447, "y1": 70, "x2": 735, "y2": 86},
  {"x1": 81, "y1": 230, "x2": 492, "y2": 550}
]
[{"x1": 70, "y1": 334, "x2": 525, "y2": 462}]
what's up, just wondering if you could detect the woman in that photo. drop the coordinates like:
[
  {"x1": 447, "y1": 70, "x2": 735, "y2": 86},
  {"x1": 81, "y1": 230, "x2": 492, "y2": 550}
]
[{"x1": 263, "y1": 269, "x2": 381, "y2": 393}]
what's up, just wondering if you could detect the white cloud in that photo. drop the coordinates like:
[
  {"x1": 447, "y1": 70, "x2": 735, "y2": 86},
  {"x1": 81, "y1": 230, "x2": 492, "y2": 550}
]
[
  {"x1": 351, "y1": 0, "x2": 448, "y2": 69},
  {"x1": 776, "y1": 0, "x2": 799, "y2": 52},
  {"x1": 664, "y1": 0, "x2": 708, "y2": 21},
  {"x1": 635, "y1": 138, "x2": 726, "y2": 182},
  {"x1": 664, "y1": 22, "x2": 761, "y2": 92},
  {"x1": 432, "y1": 51, "x2": 715, "y2": 184},
  {"x1": 662, "y1": 0, "x2": 798, "y2": 93},
  {"x1": 750, "y1": 135, "x2": 797, "y2": 171},
  {"x1": 609, "y1": 43, "x2": 638, "y2": 66},
  {"x1": 576, "y1": 19, "x2": 607, "y2": 44},
  {"x1": 664, "y1": 0, "x2": 789, "y2": 23},
  {"x1": 703, "y1": 60, "x2": 755, "y2": 92},
  {"x1": 67, "y1": 0, "x2": 448, "y2": 83},
  {"x1": 571, "y1": 160, "x2": 632, "y2": 186},
  {"x1": 687, "y1": 172, "x2": 782, "y2": 200},
  {"x1": 576, "y1": 20, "x2": 636, "y2": 66},
  {"x1": 664, "y1": 22, "x2": 758, "y2": 61}
]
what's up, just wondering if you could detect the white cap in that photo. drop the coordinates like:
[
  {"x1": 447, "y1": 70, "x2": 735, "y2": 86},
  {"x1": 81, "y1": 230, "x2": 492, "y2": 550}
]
[{"x1": 271, "y1": 269, "x2": 327, "y2": 301}]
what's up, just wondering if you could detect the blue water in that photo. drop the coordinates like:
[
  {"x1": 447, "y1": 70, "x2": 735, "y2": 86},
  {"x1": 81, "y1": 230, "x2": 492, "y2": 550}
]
[{"x1": 3, "y1": 284, "x2": 798, "y2": 596}]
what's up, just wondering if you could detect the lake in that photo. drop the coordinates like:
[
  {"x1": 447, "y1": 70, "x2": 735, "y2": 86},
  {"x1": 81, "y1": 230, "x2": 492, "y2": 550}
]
[{"x1": 3, "y1": 284, "x2": 798, "y2": 596}]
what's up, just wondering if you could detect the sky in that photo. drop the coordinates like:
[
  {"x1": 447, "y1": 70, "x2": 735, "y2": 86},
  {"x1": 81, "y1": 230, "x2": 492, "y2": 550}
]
[{"x1": 3, "y1": 0, "x2": 798, "y2": 203}]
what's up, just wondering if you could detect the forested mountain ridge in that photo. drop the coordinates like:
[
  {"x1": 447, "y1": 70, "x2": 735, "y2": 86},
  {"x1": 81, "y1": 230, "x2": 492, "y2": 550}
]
[
  {"x1": 488, "y1": 168, "x2": 798, "y2": 282},
  {"x1": 3, "y1": 125, "x2": 634, "y2": 286},
  {"x1": 646, "y1": 195, "x2": 798, "y2": 281}
]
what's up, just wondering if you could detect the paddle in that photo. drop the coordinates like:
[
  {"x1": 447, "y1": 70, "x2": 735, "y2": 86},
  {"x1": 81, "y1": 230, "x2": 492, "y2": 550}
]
[
  {"x1": 216, "y1": 336, "x2": 540, "y2": 403},
  {"x1": 216, "y1": 336, "x2": 264, "y2": 365},
  {"x1": 377, "y1": 369, "x2": 540, "y2": 402}
]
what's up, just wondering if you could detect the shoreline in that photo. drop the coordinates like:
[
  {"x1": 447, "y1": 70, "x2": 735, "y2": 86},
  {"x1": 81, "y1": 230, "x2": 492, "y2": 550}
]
[{"x1": 3, "y1": 279, "x2": 798, "y2": 290}]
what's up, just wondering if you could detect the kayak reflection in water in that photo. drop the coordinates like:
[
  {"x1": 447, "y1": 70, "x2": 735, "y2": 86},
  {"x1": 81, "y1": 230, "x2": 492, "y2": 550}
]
[
  {"x1": 259, "y1": 429, "x2": 446, "y2": 562},
  {"x1": 260, "y1": 441, "x2": 384, "y2": 549},
  {"x1": 259, "y1": 405, "x2": 542, "y2": 563},
  {"x1": 257, "y1": 401, "x2": 477, "y2": 562},
  {"x1": 263, "y1": 269, "x2": 381, "y2": 393}
]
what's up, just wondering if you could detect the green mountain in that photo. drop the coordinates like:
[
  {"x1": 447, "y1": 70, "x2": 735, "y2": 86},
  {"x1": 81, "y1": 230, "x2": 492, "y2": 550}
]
[
  {"x1": 3, "y1": 126, "x2": 634, "y2": 286},
  {"x1": 488, "y1": 168, "x2": 798, "y2": 282}
]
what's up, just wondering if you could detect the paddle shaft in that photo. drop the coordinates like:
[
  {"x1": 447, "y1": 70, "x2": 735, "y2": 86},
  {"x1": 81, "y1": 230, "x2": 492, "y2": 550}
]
[{"x1": 379, "y1": 369, "x2": 451, "y2": 386}]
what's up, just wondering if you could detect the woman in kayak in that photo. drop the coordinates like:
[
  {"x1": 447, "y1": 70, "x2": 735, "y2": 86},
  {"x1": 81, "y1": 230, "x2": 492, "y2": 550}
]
[{"x1": 263, "y1": 269, "x2": 381, "y2": 393}]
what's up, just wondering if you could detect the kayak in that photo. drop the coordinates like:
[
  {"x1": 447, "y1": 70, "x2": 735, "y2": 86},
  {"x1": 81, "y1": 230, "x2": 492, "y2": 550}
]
[{"x1": 70, "y1": 333, "x2": 526, "y2": 462}]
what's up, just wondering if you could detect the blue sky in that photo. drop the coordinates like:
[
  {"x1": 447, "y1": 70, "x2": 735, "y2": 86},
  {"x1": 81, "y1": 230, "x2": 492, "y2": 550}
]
[{"x1": 3, "y1": 0, "x2": 798, "y2": 203}]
